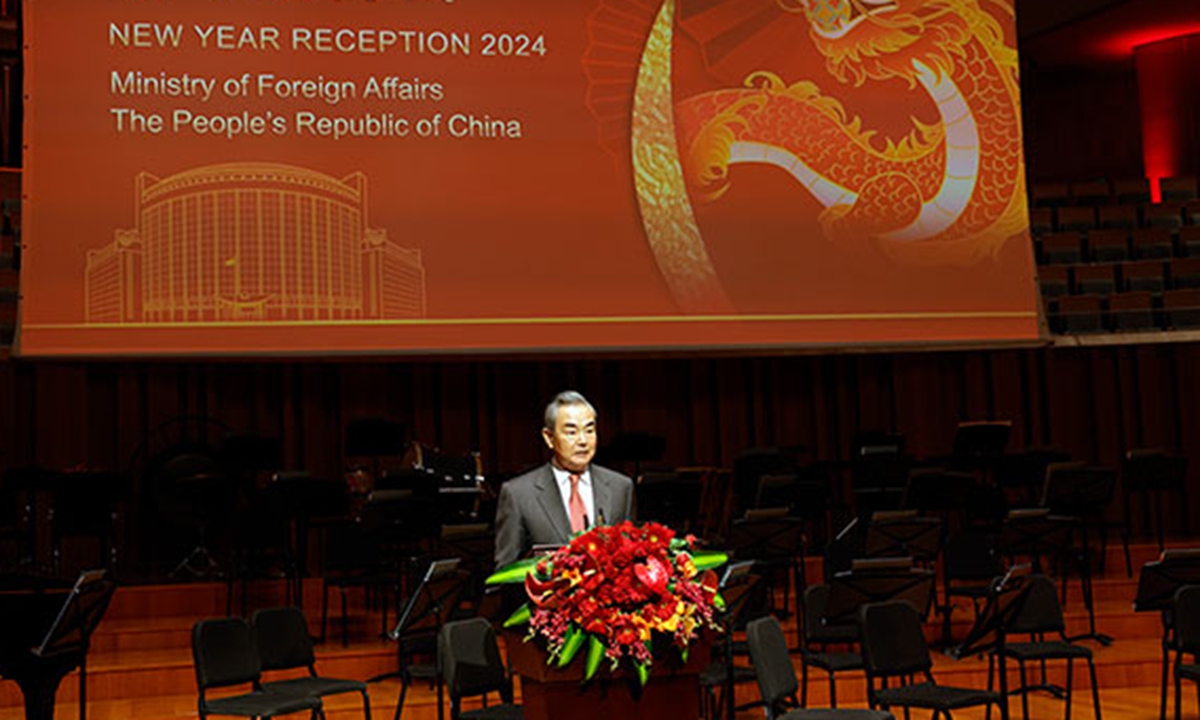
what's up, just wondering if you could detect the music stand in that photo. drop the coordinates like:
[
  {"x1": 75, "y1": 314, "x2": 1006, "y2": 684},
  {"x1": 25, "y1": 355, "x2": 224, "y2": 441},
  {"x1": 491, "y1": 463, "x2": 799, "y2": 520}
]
[
  {"x1": 825, "y1": 558, "x2": 937, "y2": 629},
  {"x1": 865, "y1": 510, "x2": 943, "y2": 564},
  {"x1": 23, "y1": 569, "x2": 115, "y2": 720},
  {"x1": 714, "y1": 561, "x2": 759, "y2": 720},
  {"x1": 999, "y1": 509, "x2": 1073, "y2": 571},
  {"x1": 947, "y1": 564, "x2": 1032, "y2": 658},
  {"x1": 373, "y1": 557, "x2": 466, "y2": 720},
  {"x1": 729, "y1": 513, "x2": 806, "y2": 624},
  {"x1": 901, "y1": 469, "x2": 976, "y2": 526},
  {"x1": 1134, "y1": 548, "x2": 1200, "y2": 720},
  {"x1": 945, "y1": 564, "x2": 1033, "y2": 720},
  {"x1": 1041, "y1": 466, "x2": 1119, "y2": 645}
]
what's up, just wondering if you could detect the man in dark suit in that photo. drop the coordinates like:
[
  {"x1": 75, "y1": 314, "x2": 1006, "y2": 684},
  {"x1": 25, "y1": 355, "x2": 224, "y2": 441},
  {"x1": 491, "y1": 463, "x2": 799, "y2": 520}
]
[{"x1": 494, "y1": 391, "x2": 634, "y2": 569}]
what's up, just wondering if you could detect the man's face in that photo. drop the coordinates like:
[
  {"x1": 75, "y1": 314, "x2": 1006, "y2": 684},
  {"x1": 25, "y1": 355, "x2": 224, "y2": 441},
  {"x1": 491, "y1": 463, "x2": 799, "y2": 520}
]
[{"x1": 543, "y1": 403, "x2": 597, "y2": 473}]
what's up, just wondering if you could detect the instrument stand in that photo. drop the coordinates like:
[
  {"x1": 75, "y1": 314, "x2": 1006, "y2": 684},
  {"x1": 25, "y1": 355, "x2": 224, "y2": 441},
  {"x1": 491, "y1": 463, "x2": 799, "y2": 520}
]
[
  {"x1": 714, "y1": 561, "x2": 757, "y2": 720},
  {"x1": 368, "y1": 558, "x2": 466, "y2": 720},
  {"x1": 15, "y1": 569, "x2": 116, "y2": 720},
  {"x1": 946, "y1": 565, "x2": 1034, "y2": 720},
  {"x1": 1133, "y1": 549, "x2": 1200, "y2": 720},
  {"x1": 824, "y1": 557, "x2": 938, "y2": 627},
  {"x1": 169, "y1": 526, "x2": 223, "y2": 579},
  {"x1": 1065, "y1": 526, "x2": 1112, "y2": 646}
]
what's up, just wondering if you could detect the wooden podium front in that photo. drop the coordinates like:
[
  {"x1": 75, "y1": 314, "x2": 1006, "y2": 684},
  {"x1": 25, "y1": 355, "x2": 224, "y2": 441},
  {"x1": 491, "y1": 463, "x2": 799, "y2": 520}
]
[{"x1": 504, "y1": 630, "x2": 708, "y2": 720}]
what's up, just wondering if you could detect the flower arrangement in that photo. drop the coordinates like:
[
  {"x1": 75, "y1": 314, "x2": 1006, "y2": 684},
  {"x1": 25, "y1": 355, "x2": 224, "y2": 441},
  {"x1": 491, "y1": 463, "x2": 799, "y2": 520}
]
[{"x1": 485, "y1": 521, "x2": 727, "y2": 684}]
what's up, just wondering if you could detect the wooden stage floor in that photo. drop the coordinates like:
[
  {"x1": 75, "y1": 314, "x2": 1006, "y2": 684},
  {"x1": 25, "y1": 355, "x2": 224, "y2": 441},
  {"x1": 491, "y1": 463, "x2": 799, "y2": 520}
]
[{"x1": 0, "y1": 539, "x2": 1195, "y2": 720}]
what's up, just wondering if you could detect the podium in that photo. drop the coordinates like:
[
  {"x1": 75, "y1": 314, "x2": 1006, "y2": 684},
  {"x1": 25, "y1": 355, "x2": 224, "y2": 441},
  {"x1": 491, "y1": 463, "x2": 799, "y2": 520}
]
[{"x1": 504, "y1": 631, "x2": 709, "y2": 720}]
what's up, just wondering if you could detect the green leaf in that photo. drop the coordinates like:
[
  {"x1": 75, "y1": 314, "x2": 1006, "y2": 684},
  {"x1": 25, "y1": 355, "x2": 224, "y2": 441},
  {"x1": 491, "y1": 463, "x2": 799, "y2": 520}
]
[
  {"x1": 485, "y1": 557, "x2": 541, "y2": 585},
  {"x1": 635, "y1": 661, "x2": 649, "y2": 687},
  {"x1": 713, "y1": 592, "x2": 726, "y2": 611},
  {"x1": 558, "y1": 625, "x2": 585, "y2": 668},
  {"x1": 584, "y1": 636, "x2": 605, "y2": 681},
  {"x1": 691, "y1": 551, "x2": 728, "y2": 571},
  {"x1": 502, "y1": 603, "x2": 531, "y2": 628},
  {"x1": 681, "y1": 647, "x2": 689, "y2": 664}
]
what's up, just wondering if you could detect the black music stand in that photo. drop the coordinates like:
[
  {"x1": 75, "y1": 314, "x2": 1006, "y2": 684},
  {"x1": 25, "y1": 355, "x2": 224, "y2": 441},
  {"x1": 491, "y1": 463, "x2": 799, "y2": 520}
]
[
  {"x1": 1003, "y1": 506, "x2": 1117, "y2": 653},
  {"x1": 947, "y1": 564, "x2": 1032, "y2": 658},
  {"x1": 865, "y1": 510, "x2": 943, "y2": 563},
  {"x1": 20, "y1": 569, "x2": 115, "y2": 720},
  {"x1": 1041, "y1": 467, "x2": 1118, "y2": 646},
  {"x1": 901, "y1": 469, "x2": 976, "y2": 524},
  {"x1": 729, "y1": 512, "x2": 806, "y2": 624},
  {"x1": 825, "y1": 558, "x2": 937, "y2": 628},
  {"x1": 374, "y1": 557, "x2": 467, "y2": 720},
  {"x1": 1000, "y1": 509, "x2": 1073, "y2": 572},
  {"x1": 945, "y1": 564, "x2": 1033, "y2": 720},
  {"x1": 714, "y1": 561, "x2": 758, "y2": 720},
  {"x1": 1134, "y1": 548, "x2": 1200, "y2": 720}
]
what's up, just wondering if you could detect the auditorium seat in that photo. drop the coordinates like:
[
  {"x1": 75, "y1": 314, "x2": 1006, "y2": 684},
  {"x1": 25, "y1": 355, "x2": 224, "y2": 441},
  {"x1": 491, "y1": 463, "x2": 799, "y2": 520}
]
[
  {"x1": 1058, "y1": 206, "x2": 1097, "y2": 233},
  {"x1": 1161, "y1": 175, "x2": 1199, "y2": 204},
  {"x1": 1171, "y1": 257, "x2": 1200, "y2": 289},
  {"x1": 1097, "y1": 204, "x2": 1139, "y2": 231},
  {"x1": 1040, "y1": 232, "x2": 1083, "y2": 265},
  {"x1": 1122, "y1": 260, "x2": 1167, "y2": 294},
  {"x1": 1162, "y1": 288, "x2": 1200, "y2": 329},
  {"x1": 1054, "y1": 294, "x2": 1105, "y2": 334},
  {"x1": 1114, "y1": 177, "x2": 1152, "y2": 206},
  {"x1": 1144, "y1": 203, "x2": 1185, "y2": 231},
  {"x1": 1071, "y1": 179, "x2": 1111, "y2": 206},
  {"x1": 1180, "y1": 227, "x2": 1200, "y2": 257},
  {"x1": 1087, "y1": 229, "x2": 1130, "y2": 262},
  {"x1": 1073, "y1": 263, "x2": 1117, "y2": 295},
  {"x1": 1186, "y1": 200, "x2": 1200, "y2": 226},
  {"x1": 1133, "y1": 228, "x2": 1175, "y2": 260},
  {"x1": 1029, "y1": 207, "x2": 1055, "y2": 236},
  {"x1": 1032, "y1": 182, "x2": 1071, "y2": 208},
  {"x1": 1107, "y1": 292, "x2": 1157, "y2": 332},
  {"x1": 1038, "y1": 265, "x2": 1069, "y2": 299}
]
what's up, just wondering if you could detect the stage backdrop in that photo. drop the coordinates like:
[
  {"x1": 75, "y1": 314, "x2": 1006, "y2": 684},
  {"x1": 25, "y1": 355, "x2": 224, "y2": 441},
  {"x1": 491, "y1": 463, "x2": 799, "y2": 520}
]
[{"x1": 17, "y1": 0, "x2": 1040, "y2": 356}]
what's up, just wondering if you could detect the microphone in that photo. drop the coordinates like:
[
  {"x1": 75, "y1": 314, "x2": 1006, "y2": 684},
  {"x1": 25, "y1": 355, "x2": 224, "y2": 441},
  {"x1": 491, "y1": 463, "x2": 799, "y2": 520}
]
[{"x1": 584, "y1": 513, "x2": 591, "y2": 530}]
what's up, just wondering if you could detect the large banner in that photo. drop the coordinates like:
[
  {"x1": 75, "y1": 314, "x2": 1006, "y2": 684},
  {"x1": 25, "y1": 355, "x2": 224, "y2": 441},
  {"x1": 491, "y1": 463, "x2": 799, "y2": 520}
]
[{"x1": 18, "y1": 0, "x2": 1041, "y2": 356}]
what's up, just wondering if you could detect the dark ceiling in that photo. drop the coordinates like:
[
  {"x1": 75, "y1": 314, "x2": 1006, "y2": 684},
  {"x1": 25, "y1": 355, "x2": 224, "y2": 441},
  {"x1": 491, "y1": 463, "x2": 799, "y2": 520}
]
[{"x1": 1017, "y1": 0, "x2": 1200, "y2": 69}]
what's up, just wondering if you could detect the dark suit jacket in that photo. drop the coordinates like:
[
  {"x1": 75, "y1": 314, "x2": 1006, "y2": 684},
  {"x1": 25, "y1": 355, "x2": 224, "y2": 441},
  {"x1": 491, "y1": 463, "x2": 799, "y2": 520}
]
[{"x1": 494, "y1": 463, "x2": 634, "y2": 569}]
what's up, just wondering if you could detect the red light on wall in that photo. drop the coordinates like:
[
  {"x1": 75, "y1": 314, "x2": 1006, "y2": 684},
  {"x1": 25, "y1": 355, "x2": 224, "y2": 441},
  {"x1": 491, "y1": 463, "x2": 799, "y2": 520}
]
[
  {"x1": 1102, "y1": 23, "x2": 1200, "y2": 59},
  {"x1": 1134, "y1": 32, "x2": 1199, "y2": 203}
]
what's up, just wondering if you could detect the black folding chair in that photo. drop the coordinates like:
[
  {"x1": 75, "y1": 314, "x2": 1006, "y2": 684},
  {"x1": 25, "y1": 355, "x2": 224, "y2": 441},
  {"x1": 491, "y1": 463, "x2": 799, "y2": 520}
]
[
  {"x1": 192, "y1": 616, "x2": 322, "y2": 720},
  {"x1": 439, "y1": 617, "x2": 523, "y2": 720},
  {"x1": 747, "y1": 614, "x2": 893, "y2": 720},
  {"x1": 1000, "y1": 575, "x2": 1102, "y2": 720},
  {"x1": 860, "y1": 599, "x2": 1008, "y2": 720},
  {"x1": 253, "y1": 606, "x2": 371, "y2": 719}
]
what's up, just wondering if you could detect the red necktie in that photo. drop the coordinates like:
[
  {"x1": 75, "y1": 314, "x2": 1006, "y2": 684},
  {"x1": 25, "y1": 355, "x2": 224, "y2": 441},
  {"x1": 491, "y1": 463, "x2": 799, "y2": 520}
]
[{"x1": 568, "y1": 473, "x2": 587, "y2": 533}]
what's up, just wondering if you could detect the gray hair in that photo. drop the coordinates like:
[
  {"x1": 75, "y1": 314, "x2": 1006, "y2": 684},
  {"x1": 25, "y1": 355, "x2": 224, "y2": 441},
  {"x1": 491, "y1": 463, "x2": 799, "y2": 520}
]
[{"x1": 543, "y1": 390, "x2": 596, "y2": 430}]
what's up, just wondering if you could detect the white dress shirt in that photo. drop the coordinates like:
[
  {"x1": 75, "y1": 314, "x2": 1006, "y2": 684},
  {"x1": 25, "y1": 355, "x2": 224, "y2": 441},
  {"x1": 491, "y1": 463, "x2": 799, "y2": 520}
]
[{"x1": 551, "y1": 464, "x2": 596, "y2": 530}]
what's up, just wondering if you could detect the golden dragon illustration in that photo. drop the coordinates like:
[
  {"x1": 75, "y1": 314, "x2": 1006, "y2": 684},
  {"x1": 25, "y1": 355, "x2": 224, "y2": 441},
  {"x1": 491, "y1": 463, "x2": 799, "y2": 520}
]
[{"x1": 625, "y1": 0, "x2": 1029, "y2": 312}]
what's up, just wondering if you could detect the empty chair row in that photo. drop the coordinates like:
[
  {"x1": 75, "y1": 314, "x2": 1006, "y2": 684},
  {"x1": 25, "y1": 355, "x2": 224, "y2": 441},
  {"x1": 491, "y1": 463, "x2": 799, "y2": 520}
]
[
  {"x1": 1037, "y1": 227, "x2": 1200, "y2": 264},
  {"x1": 1032, "y1": 176, "x2": 1199, "y2": 208},
  {"x1": 1047, "y1": 289, "x2": 1200, "y2": 334},
  {"x1": 1039, "y1": 258, "x2": 1200, "y2": 297},
  {"x1": 1031, "y1": 202, "x2": 1200, "y2": 236}
]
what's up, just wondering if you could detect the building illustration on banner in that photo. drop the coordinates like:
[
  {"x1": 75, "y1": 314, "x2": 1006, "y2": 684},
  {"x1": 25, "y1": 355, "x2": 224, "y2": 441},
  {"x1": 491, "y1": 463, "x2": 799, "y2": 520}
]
[{"x1": 84, "y1": 163, "x2": 426, "y2": 324}]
